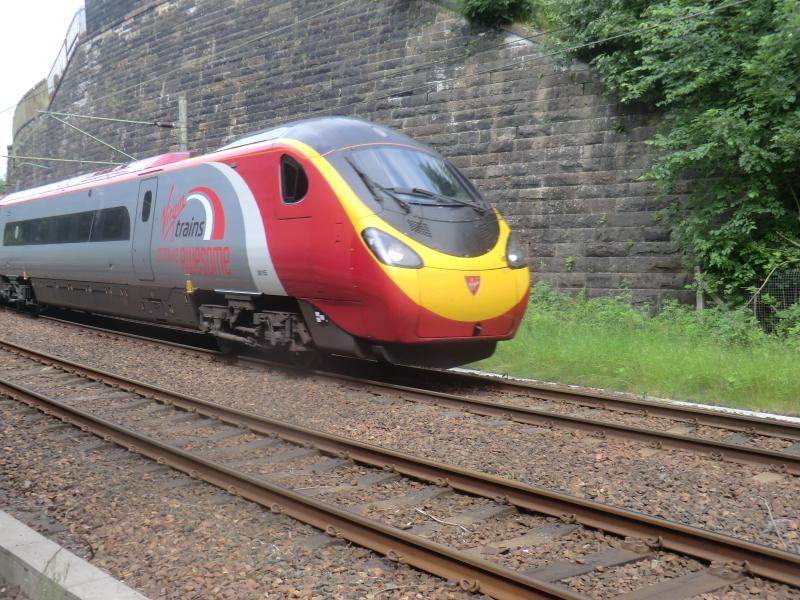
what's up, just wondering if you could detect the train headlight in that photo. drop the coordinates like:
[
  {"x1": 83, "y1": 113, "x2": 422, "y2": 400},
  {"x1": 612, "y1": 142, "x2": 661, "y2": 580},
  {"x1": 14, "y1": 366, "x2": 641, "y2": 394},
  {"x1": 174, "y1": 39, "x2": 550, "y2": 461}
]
[
  {"x1": 505, "y1": 232, "x2": 527, "y2": 269},
  {"x1": 362, "y1": 228, "x2": 423, "y2": 268}
]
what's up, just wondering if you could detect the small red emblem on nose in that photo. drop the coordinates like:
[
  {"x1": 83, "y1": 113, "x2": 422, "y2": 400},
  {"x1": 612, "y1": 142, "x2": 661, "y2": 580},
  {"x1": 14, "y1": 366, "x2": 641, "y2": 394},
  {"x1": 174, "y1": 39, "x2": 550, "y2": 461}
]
[{"x1": 465, "y1": 275, "x2": 481, "y2": 295}]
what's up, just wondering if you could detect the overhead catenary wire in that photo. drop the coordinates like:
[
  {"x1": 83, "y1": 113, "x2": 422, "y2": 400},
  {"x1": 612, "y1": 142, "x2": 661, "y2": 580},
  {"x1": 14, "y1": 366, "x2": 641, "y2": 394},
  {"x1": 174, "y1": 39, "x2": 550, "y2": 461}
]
[
  {"x1": 0, "y1": 154, "x2": 123, "y2": 165},
  {"x1": 3, "y1": 113, "x2": 165, "y2": 174}
]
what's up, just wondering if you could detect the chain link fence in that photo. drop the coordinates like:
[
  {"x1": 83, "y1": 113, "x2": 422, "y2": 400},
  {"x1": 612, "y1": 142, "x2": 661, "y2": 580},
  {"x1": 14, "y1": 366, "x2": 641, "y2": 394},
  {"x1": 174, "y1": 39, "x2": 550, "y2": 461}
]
[{"x1": 751, "y1": 269, "x2": 800, "y2": 332}]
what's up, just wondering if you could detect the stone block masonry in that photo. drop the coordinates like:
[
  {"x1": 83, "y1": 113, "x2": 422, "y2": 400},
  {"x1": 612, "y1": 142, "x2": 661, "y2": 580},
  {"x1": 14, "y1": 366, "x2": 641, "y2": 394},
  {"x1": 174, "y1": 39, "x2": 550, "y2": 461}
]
[{"x1": 8, "y1": 0, "x2": 692, "y2": 304}]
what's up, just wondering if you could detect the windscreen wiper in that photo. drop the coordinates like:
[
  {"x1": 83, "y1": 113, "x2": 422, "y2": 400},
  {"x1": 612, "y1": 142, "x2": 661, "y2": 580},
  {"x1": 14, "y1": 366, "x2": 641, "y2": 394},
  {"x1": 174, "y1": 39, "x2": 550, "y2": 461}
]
[
  {"x1": 387, "y1": 187, "x2": 485, "y2": 215},
  {"x1": 345, "y1": 157, "x2": 410, "y2": 213}
]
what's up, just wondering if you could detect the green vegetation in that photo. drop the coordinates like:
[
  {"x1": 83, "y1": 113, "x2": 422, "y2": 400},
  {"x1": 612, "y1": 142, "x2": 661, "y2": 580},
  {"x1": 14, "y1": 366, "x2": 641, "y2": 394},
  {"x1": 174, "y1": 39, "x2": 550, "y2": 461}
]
[
  {"x1": 457, "y1": 1, "x2": 800, "y2": 412},
  {"x1": 542, "y1": 0, "x2": 800, "y2": 299},
  {"x1": 460, "y1": 0, "x2": 800, "y2": 300},
  {"x1": 0, "y1": 177, "x2": 6, "y2": 195},
  {"x1": 459, "y1": 0, "x2": 530, "y2": 27},
  {"x1": 475, "y1": 283, "x2": 800, "y2": 415}
]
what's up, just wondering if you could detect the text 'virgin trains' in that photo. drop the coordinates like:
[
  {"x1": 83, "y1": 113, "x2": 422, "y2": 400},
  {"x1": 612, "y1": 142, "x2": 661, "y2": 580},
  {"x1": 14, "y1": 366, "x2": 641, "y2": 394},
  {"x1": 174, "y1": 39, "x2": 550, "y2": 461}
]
[{"x1": 0, "y1": 118, "x2": 530, "y2": 366}]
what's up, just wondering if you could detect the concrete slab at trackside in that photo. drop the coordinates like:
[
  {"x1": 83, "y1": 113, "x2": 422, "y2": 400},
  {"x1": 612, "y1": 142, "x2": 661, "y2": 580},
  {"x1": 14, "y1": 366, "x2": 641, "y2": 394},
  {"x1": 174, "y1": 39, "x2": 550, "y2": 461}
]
[{"x1": 0, "y1": 511, "x2": 148, "y2": 600}]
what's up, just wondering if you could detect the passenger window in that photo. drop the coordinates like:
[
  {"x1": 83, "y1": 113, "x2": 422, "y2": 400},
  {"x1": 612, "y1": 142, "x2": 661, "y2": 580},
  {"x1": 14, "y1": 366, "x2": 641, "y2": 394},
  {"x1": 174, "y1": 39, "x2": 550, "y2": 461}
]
[
  {"x1": 3, "y1": 224, "x2": 20, "y2": 245},
  {"x1": 3, "y1": 210, "x2": 96, "y2": 245},
  {"x1": 141, "y1": 191, "x2": 152, "y2": 221},
  {"x1": 74, "y1": 212, "x2": 94, "y2": 242},
  {"x1": 281, "y1": 155, "x2": 308, "y2": 204},
  {"x1": 90, "y1": 207, "x2": 131, "y2": 242}
]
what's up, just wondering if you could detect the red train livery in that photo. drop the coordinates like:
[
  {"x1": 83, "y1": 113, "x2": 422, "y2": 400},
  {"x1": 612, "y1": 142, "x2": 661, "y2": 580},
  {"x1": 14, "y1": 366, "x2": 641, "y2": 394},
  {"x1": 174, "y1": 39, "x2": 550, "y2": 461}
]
[{"x1": 0, "y1": 117, "x2": 530, "y2": 366}]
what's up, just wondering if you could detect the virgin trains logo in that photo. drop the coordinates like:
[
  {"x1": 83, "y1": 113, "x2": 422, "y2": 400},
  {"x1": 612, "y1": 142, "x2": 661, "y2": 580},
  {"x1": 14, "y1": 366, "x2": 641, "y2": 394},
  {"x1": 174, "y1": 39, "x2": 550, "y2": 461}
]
[
  {"x1": 161, "y1": 186, "x2": 225, "y2": 241},
  {"x1": 465, "y1": 276, "x2": 481, "y2": 295}
]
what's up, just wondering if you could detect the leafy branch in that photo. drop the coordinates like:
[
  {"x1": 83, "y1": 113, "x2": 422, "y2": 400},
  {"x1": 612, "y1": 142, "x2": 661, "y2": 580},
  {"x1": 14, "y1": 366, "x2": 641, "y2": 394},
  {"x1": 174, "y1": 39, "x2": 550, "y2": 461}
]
[{"x1": 542, "y1": 0, "x2": 800, "y2": 298}]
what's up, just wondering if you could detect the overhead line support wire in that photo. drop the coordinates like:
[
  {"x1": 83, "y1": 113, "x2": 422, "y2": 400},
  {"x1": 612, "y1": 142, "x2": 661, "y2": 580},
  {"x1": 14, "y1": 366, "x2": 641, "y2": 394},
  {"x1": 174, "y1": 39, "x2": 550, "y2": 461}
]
[
  {"x1": 1, "y1": 154, "x2": 123, "y2": 165},
  {"x1": 46, "y1": 114, "x2": 137, "y2": 161},
  {"x1": 38, "y1": 110, "x2": 175, "y2": 129},
  {"x1": 13, "y1": 162, "x2": 49, "y2": 170}
]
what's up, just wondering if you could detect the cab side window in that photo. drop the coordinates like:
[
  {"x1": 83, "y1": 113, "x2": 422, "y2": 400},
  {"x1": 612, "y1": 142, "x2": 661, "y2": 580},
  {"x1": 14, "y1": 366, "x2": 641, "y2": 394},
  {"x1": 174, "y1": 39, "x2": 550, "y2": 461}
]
[
  {"x1": 141, "y1": 191, "x2": 153, "y2": 221},
  {"x1": 281, "y1": 155, "x2": 308, "y2": 204}
]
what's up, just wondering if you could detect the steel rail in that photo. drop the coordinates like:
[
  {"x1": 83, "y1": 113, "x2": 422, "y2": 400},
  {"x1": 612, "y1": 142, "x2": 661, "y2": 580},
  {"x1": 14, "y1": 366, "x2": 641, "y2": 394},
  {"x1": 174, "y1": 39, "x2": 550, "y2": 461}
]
[
  {"x1": 321, "y1": 373, "x2": 800, "y2": 477},
  {"x1": 27, "y1": 309, "x2": 800, "y2": 441},
  {"x1": 13, "y1": 314, "x2": 800, "y2": 474},
  {"x1": 35, "y1": 312, "x2": 219, "y2": 356},
  {"x1": 2, "y1": 339, "x2": 799, "y2": 587},
  {"x1": 388, "y1": 365, "x2": 800, "y2": 441},
  {"x1": 0, "y1": 379, "x2": 580, "y2": 600}
]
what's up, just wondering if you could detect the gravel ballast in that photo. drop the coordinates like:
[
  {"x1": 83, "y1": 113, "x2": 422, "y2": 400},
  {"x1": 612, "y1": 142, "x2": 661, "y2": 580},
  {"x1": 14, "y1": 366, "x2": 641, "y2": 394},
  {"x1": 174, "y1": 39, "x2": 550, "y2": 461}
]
[
  {"x1": 1, "y1": 312, "x2": 799, "y2": 598},
  {"x1": 0, "y1": 400, "x2": 477, "y2": 599}
]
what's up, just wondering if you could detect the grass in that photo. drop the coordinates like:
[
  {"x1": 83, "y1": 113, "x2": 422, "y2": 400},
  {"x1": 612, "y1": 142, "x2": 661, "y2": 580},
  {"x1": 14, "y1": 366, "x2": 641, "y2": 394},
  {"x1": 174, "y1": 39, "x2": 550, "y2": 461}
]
[{"x1": 474, "y1": 283, "x2": 800, "y2": 416}]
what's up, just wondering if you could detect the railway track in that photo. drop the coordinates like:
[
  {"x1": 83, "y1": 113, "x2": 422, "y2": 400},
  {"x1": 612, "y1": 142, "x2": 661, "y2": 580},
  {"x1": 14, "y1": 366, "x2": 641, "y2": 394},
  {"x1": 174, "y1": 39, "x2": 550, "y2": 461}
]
[
  {"x1": 381, "y1": 364, "x2": 800, "y2": 443},
  {"x1": 32, "y1": 309, "x2": 800, "y2": 479},
  {"x1": 1, "y1": 337, "x2": 799, "y2": 599}
]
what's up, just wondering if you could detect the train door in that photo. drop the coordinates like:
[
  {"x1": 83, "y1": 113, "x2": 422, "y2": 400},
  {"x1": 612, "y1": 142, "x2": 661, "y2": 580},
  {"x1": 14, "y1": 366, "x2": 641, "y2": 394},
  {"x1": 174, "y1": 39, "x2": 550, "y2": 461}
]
[
  {"x1": 271, "y1": 153, "x2": 315, "y2": 296},
  {"x1": 132, "y1": 177, "x2": 158, "y2": 281}
]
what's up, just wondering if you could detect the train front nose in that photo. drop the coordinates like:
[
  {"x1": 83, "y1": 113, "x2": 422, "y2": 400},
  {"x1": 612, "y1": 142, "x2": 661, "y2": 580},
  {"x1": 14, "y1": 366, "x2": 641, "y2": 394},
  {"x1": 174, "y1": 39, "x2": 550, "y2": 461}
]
[{"x1": 416, "y1": 264, "x2": 530, "y2": 339}]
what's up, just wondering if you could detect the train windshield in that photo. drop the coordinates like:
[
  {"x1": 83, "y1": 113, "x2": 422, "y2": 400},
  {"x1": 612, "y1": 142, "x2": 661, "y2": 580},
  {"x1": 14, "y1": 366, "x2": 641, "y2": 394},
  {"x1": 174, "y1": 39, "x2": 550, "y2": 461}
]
[{"x1": 347, "y1": 146, "x2": 487, "y2": 210}]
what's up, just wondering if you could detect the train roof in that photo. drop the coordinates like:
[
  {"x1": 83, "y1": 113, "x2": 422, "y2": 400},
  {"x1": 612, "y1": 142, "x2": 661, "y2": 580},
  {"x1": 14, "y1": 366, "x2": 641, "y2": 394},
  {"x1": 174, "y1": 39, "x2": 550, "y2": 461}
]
[
  {"x1": 216, "y1": 116, "x2": 424, "y2": 155},
  {"x1": 0, "y1": 152, "x2": 191, "y2": 206}
]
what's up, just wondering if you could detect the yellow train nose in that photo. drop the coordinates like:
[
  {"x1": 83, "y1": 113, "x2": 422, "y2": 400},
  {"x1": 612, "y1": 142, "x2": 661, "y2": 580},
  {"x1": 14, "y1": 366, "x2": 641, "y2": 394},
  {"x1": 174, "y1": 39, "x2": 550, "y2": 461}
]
[{"x1": 417, "y1": 265, "x2": 530, "y2": 338}]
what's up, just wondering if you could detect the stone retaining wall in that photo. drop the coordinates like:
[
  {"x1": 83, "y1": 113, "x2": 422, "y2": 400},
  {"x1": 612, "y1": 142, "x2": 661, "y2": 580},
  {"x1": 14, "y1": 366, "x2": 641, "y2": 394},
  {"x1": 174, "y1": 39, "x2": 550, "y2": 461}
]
[{"x1": 8, "y1": 0, "x2": 692, "y2": 303}]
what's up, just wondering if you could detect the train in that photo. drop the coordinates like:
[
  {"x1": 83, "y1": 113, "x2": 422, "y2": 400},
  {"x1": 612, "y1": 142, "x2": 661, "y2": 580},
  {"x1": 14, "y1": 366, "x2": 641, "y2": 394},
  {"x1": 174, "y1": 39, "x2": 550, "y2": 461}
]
[{"x1": 0, "y1": 117, "x2": 530, "y2": 367}]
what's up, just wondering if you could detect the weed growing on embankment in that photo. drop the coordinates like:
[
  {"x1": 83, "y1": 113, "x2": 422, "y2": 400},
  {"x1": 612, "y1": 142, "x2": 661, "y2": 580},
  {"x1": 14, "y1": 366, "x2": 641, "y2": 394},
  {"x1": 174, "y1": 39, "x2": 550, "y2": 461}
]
[{"x1": 475, "y1": 283, "x2": 800, "y2": 415}]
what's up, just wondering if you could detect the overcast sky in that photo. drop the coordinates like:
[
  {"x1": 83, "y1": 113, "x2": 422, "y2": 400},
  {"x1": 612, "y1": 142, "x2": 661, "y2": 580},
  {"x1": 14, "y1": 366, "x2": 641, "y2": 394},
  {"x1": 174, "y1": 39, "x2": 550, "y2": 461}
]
[{"x1": 0, "y1": 0, "x2": 86, "y2": 180}]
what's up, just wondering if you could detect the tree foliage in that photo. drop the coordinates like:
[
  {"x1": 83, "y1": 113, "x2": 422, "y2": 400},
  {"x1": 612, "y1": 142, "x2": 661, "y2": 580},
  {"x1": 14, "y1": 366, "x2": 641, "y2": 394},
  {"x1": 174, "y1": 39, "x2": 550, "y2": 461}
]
[
  {"x1": 460, "y1": 0, "x2": 531, "y2": 26},
  {"x1": 543, "y1": 0, "x2": 800, "y2": 298},
  {"x1": 0, "y1": 177, "x2": 5, "y2": 195}
]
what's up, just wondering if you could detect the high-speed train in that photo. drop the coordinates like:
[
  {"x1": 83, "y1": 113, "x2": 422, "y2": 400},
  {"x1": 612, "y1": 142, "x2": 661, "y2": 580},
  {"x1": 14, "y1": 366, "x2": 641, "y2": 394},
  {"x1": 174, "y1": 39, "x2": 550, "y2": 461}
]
[{"x1": 0, "y1": 117, "x2": 530, "y2": 366}]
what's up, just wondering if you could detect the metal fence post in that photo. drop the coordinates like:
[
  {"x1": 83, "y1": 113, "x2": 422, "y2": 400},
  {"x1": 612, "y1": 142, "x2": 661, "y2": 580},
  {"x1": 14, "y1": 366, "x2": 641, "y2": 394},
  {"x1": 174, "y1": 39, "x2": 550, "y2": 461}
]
[{"x1": 695, "y1": 267, "x2": 704, "y2": 312}]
